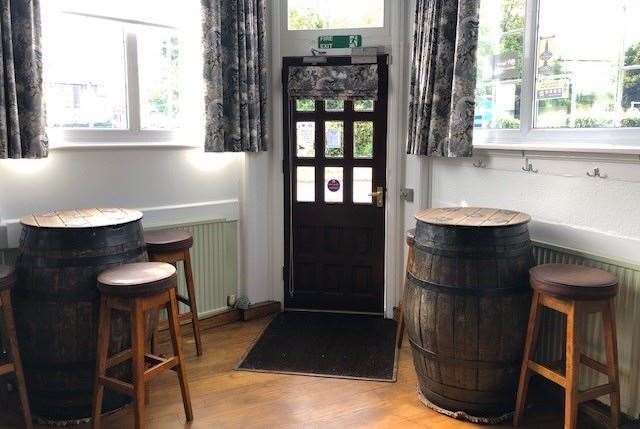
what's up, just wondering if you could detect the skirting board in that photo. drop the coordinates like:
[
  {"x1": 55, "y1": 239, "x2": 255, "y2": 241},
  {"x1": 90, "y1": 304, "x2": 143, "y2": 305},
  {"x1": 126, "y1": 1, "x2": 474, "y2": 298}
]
[{"x1": 155, "y1": 300, "x2": 281, "y2": 340}]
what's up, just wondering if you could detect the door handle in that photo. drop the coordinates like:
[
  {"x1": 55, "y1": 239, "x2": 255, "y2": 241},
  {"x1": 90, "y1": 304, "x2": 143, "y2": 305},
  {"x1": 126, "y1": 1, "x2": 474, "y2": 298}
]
[{"x1": 368, "y1": 186, "x2": 385, "y2": 208}]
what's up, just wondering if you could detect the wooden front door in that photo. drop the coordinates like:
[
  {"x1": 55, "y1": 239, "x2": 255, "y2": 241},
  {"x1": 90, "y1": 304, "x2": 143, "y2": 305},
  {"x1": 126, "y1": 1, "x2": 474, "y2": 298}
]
[{"x1": 283, "y1": 56, "x2": 388, "y2": 313}]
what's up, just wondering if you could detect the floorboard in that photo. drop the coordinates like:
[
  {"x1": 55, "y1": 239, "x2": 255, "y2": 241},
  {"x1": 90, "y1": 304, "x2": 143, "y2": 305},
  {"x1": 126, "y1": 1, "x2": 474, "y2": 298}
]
[{"x1": 0, "y1": 316, "x2": 562, "y2": 428}]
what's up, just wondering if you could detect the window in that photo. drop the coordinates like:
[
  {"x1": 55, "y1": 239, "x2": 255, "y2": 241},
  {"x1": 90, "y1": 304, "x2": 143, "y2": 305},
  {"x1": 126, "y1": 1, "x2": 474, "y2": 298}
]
[
  {"x1": 287, "y1": 0, "x2": 384, "y2": 31},
  {"x1": 42, "y1": 1, "x2": 198, "y2": 143},
  {"x1": 474, "y1": 0, "x2": 640, "y2": 149}
]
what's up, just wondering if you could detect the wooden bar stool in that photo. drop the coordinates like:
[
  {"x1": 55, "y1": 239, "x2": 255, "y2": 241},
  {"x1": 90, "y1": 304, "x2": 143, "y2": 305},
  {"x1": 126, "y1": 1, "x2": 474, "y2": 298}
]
[
  {"x1": 92, "y1": 262, "x2": 193, "y2": 429},
  {"x1": 145, "y1": 230, "x2": 203, "y2": 356},
  {"x1": 395, "y1": 229, "x2": 415, "y2": 349},
  {"x1": 0, "y1": 266, "x2": 32, "y2": 429},
  {"x1": 514, "y1": 264, "x2": 621, "y2": 429}
]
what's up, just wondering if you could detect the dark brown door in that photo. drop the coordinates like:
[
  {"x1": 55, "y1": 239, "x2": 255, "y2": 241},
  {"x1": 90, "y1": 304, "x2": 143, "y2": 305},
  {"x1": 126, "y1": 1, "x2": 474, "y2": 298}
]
[{"x1": 283, "y1": 56, "x2": 388, "y2": 313}]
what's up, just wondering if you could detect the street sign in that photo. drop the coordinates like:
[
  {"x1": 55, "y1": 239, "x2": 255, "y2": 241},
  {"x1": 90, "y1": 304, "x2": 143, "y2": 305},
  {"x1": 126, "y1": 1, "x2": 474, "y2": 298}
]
[
  {"x1": 318, "y1": 35, "x2": 362, "y2": 49},
  {"x1": 537, "y1": 78, "x2": 569, "y2": 100}
]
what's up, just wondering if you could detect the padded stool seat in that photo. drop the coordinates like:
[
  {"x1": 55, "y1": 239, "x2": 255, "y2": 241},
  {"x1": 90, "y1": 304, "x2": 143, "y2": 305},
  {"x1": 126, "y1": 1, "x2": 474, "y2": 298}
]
[
  {"x1": 0, "y1": 265, "x2": 16, "y2": 291},
  {"x1": 145, "y1": 230, "x2": 193, "y2": 253},
  {"x1": 98, "y1": 262, "x2": 176, "y2": 297},
  {"x1": 530, "y1": 263, "x2": 618, "y2": 300}
]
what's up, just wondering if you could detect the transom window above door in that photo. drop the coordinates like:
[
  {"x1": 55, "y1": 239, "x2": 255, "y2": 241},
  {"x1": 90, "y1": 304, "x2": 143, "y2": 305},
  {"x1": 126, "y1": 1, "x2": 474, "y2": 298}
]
[{"x1": 287, "y1": 0, "x2": 384, "y2": 31}]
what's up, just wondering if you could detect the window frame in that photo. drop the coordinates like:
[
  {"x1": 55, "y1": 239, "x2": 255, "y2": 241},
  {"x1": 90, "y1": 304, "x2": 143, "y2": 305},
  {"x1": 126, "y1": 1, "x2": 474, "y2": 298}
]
[
  {"x1": 45, "y1": 11, "x2": 182, "y2": 145},
  {"x1": 282, "y1": 0, "x2": 391, "y2": 41},
  {"x1": 473, "y1": 0, "x2": 640, "y2": 154}
]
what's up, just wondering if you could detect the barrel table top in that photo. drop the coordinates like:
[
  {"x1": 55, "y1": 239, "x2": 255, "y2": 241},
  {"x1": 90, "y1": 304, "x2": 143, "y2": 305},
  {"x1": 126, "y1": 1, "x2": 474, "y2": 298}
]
[
  {"x1": 416, "y1": 207, "x2": 531, "y2": 227},
  {"x1": 20, "y1": 208, "x2": 143, "y2": 229}
]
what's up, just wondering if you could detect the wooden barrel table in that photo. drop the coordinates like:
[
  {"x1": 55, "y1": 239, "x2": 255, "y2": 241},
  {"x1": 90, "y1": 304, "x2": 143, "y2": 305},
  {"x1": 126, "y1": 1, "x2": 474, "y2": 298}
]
[
  {"x1": 14, "y1": 209, "x2": 147, "y2": 423},
  {"x1": 404, "y1": 207, "x2": 533, "y2": 418}
]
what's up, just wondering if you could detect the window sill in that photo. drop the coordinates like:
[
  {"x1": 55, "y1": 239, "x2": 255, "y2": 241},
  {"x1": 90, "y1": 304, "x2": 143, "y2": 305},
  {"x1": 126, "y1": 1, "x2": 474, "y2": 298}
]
[
  {"x1": 50, "y1": 142, "x2": 201, "y2": 151},
  {"x1": 474, "y1": 142, "x2": 640, "y2": 156}
]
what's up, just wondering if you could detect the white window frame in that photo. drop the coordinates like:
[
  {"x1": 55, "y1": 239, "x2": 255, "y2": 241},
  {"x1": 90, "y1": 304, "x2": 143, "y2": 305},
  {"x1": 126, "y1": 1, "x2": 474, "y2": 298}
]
[
  {"x1": 282, "y1": 0, "x2": 391, "y2": 42},
  {"x1": 46, "y1": 12, "x2": 181, "y2": 145},
  {"x1": 474, "y1": 0, "x2": 640, "y2": 154}
]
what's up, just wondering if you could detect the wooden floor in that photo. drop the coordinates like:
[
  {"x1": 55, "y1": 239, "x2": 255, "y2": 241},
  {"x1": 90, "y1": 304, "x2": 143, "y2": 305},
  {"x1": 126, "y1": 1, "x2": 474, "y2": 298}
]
[{"x1": 0, "y1": 315, "x2": 563, "y2": 429}]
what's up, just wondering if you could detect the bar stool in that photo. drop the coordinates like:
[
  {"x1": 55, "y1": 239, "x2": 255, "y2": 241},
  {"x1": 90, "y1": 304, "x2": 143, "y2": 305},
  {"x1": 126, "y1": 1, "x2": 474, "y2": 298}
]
[
  {"x1": 395, "y1": 229, "x2": 415, "y2": 349},
  {"x1": 92, "y1": 262, "x2": 193, "y2": 429},
  {"x1": 514, "y1": 264, "x2": 621, "y2": 429},
  {"x1": 145, "y1": 230, "x2": 203, "y2": 356},
  {"x1": 0, "y1": 266, "x2": 32, "y2": 429}
]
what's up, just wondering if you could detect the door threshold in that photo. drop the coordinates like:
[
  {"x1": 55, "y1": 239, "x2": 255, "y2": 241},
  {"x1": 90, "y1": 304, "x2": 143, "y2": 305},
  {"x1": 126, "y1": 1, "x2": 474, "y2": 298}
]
[{"x1": 284, "y1": 308, "x2": 385, "y2": 317}]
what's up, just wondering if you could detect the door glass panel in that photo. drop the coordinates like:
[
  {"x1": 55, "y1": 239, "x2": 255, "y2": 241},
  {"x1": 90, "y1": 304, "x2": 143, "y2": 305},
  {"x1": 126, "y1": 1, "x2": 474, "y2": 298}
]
[
  {"x1": 353, "y1": 167, "x2": 373, "y2": 203},
  {"x1": 324, "y1": 121, "x2": 344, "y2": 158},
  {"x1": 354, "y1": 100, "x2": 374, "y2": 112},
  {"x1": 354, "y1": 121, "x2": 373, "y2": 158},
  {"x1": 296, "y1": 167, "x2": 315, "y2": 202},
  {"x1": 325, "y1": 100, "x2": 344, "y2": 112},
  {"x1": 296, "y1": 99, "x2": 315, "y2": 112},
  {"x1": 324, "y1": 167, "x2": 344, "y2": 203},
  {"x1": 296, "y1": 121, "x2": 315, "y2": 157}
]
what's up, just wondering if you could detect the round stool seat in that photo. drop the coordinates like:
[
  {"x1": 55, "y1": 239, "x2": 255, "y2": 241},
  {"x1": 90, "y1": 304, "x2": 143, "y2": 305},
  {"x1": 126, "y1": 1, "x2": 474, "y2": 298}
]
[
  {"x1": 145, "y1": 229, "x2": 193, "y2": 253},
  {"x1": 98, "y1": 262, "x2": 176, "y2": 297},
  {"x1": 530, "y1": 264, "x2": 618, "y2": 301},
  {"x1": 0, "y1": 265, "x2": 16, "y2": 291}
]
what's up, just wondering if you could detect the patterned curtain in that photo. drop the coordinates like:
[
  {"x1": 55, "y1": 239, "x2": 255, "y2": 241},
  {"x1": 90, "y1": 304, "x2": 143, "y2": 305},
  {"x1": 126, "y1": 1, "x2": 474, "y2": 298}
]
[
  {"x1": 407, "y1": 0, "x2": 480, "y2": 157},
  {"x1": 287, "y1": 65, "x2": 379, "y2": 101},
  {"x1": 0, "y1": 0, "x2": 48, "y2": 159},
  {"x1": 201, "y1": 0, "x2": 268, "y2": 153}
]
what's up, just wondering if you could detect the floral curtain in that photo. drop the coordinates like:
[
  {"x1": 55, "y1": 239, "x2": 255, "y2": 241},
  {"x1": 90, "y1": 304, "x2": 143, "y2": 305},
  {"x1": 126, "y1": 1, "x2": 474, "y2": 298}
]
[
  {"x1": 406, "y1": 0, "x2": 480, "y2": 157},
  {"x1": 0, "y1": 0, "x2": 48, "y2": 159},
  {"x1": 201, "y1": 0, "x2": 268, "y2": 153},
  {"x1": 288, "y1": 65, "x2": 379, "y2": 101}
]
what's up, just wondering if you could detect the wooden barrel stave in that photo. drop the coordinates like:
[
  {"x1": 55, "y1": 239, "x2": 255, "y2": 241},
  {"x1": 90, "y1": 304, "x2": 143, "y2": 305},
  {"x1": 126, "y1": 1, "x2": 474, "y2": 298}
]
[
  {"x1": 15, "y1": 219, "x2": 148, "y2": 422},
  {"x1": 406, "y1": 216, "x2": 533, "y2": 417}
]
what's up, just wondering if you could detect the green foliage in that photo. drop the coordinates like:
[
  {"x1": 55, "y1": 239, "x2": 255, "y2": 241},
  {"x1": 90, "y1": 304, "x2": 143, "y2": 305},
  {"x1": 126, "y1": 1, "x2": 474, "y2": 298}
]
[
  {"x1": 296, "y1": 99, "x2": 315, "y2": 112},
  {"x1": 620, "y1": 117, "x2": 640, "y2": 128},
  {"x1": 495, "y1": 118, "x2": 520, "y2": 129},
  {"x1": 622, "y1": 44, "x2": 640, "y2": 109},
  {"x1": 574, "y1": 117, "x2": 613, "y2": 128},
  {"x1": 288, "y1": 8, "x2": 326, "y2": 30},
  {"x1": 325, "y1": 100, "x2": 344, "y2": 111},
  {"x1": 354, "y1": 122, "x2": 373, "y2": 158},
  {"x1": 354, "y1": 100, "x2": 374, "y2": 112}
]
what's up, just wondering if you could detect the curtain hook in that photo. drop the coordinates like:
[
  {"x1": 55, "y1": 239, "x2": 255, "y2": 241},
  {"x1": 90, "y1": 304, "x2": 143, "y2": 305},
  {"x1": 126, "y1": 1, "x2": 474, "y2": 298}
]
[
  {"x1": 522, "y1": 158, "x2": 538, "y2": 173},
  {"x1": 587, "y1": 168, "x2": 607, "y2": 179}
]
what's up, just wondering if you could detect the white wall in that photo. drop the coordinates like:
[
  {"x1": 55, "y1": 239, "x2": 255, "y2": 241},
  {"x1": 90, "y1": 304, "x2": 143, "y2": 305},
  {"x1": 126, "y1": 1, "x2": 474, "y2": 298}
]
[
  {"x1": 0, "y1": 147, "x2": 242, "y2": 248},
  {"x1": 429, "y1": 151, "x2": 640, "y2": 263}
]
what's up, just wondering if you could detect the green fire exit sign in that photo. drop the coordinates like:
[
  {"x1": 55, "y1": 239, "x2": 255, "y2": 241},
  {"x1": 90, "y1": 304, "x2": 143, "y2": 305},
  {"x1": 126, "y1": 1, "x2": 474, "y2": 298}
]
[{"x1": 318, "y1": 35, "x2": 362, "y2": 49}]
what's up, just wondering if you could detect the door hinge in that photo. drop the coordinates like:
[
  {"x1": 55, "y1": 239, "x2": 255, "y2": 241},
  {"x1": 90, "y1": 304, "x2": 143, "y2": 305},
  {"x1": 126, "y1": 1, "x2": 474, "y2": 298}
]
[
  {"x1": 282, "y1": 159, "x2": 286, "y2": 174},
  {"x1": 282, "y1": 266, "x2": 286, "y2": 280}
]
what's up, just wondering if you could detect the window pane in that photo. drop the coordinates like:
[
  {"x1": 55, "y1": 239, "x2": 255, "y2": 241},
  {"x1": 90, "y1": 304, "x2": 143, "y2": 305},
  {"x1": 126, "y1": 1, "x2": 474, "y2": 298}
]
[
  {"x1": 325, "y1": 100, "x2": 344, "y2": 112},
  {"x1": 296, "y1": 99, "x2": 315, "y2": 112},
  {"x1": 324, "y1": 167, "x2": 343, "y2": 203},
  {"x1": 325, "y1": 121, "x2": 344, "y2": 158},
  {"x1": 288, "y1": 0, "x2": 384, "y2": 31},
  {"x1": 353, "y1": 167, "x2": 372, "y2": 204},
  {"x1": 354, "y1": 100, "x2": 374, "y2": 112},
  {"x1": 44, "y1": 14, "x2": 127, "y2": 129},
  {"x1": 297, "y1": 167, "x2": 315, "y2": 202},
  {"x1": 354, "y1": 121, "x2": 373, "y2": 158},
  {"x1": 534, "y1": 0, "x2": 640, "y2": 128},
  {"x1": 474, "y1": 0, "x2": 525, "y2": 129},
  {"x1": 138, "y1": 28, "x2": 181, "y2": 130},
  {"x1": 297, "y1": 122, "x2": 316, "y2": 157}
]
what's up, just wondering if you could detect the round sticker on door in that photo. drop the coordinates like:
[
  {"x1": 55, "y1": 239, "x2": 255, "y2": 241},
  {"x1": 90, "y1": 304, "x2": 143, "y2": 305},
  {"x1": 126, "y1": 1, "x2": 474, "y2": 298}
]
[{"x1": 327, "y1": 179, "x2": 341, "y2": 192}]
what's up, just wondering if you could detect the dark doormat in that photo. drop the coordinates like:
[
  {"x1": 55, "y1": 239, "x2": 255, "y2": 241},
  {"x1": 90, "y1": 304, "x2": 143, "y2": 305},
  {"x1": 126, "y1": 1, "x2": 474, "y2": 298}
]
[{"x1": 237, "y1": 311, "x2": 398, "y2": 382}]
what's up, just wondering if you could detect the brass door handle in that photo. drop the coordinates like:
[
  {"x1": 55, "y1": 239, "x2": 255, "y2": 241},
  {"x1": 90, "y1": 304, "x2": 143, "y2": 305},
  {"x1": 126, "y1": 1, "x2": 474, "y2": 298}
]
[{"x1": 368, "y1": 186, "x2": 385, "y2": 208}]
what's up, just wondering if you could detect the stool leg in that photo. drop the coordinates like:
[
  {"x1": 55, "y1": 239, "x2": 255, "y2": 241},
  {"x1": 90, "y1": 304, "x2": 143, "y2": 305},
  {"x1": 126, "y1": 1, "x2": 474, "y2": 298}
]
[
  {"x1": 395, "y1": 303, "x2": 405, "y2": 349},
  {"x1": 183, "y1": 251, "x2": 203, "y2": 356},
  {"x1": 131, "y1": 301, "x2": 147, "y2": 429},
  {"x1": 92, "y1": 296, "x2": 111, "y2": 429},
  {"x1": 514, "y1": 291, "x2": 542, "y2": 426},
  {"x1": 564, "y1": 302, "x2": 581, "y2": 429},
  {"x1": 167, "y1": 288, "x2": 193, "y2": 421},
  {"x1": 603, "y1": 299, "x2": 621, "y2": 428},
  {"x1": 1, "y1": 290, "x2": 32, "y2": 429}
]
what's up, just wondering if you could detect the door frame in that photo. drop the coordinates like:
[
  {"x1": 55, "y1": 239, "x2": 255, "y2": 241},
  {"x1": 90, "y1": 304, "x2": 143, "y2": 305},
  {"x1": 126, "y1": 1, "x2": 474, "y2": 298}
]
[{"x1": 282, "y1": 55, "x2": 400, "y2": 315}]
